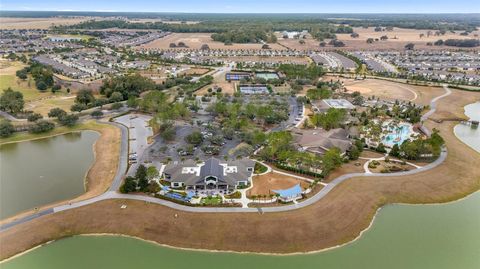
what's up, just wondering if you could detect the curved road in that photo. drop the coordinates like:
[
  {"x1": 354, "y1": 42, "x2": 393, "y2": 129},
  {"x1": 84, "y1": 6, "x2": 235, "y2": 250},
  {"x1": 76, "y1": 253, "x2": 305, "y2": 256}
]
[{"x1": 0, "y1": 86, "x2": 452, "y2": 231}]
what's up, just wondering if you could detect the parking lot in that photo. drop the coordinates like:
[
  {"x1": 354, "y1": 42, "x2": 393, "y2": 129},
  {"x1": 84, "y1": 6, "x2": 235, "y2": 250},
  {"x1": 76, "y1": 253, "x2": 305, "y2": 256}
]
[{"x1": 114, "y1": 113, "x2": 153, "y2": 175}]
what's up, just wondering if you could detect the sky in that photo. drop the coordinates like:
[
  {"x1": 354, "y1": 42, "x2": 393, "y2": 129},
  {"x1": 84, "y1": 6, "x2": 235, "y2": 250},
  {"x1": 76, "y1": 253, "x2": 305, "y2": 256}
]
[{"x1": 0, "y1": 0, "x2": 479, "y2": 13}]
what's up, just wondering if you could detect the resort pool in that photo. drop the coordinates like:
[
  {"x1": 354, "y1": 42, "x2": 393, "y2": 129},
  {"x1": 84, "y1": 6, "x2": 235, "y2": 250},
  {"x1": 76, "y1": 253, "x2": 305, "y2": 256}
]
[{"x1": 382, "y1": 124, "x2": 411, "y2": 147}]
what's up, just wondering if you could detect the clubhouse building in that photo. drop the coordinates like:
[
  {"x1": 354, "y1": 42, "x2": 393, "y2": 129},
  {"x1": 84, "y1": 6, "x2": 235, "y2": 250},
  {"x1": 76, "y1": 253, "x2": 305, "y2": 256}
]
[{"x1": 162, "y1": 157, "x2": 255, "y2": 192}]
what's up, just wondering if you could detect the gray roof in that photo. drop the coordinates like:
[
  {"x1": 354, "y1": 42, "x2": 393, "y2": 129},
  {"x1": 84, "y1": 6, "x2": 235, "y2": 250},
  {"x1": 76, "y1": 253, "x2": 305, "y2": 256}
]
[
  {"x1": 163, "y1": 157, "x2": 254, "y2": 186},
  {"x1": 293, "y1": 128, "x2": 352, "y2": 154}
]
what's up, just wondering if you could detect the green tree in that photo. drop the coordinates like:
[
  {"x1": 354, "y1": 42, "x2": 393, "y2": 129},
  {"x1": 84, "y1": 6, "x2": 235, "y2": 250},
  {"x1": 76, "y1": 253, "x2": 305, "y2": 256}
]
[
  {"x1": 36, "y1": 81, "x2": 48, "y2": 91},
  {"x1": 389, "y1": 144, "x2": 400, "y2": 157},
  {"x1": 136, "y1": 164, "x2": 149, "y2": 191},
  {"x1": 48, "y1": 108, "x2": 67, "y2": 118},
  {"x1": 120, "y1": 176, "x2": 137, "y2": 193},
  {"x1": 29, "y1": 120, "x2": 55, "y2": 134},
  {"x1": 0, "y1": 120, "x2": 15, "y2": 137},
  {"x1": 71, "y1": 103, "x2": 87, "y2": 112},
  {"x1": 90, "y1": 110, "x2": 104, "y2": 118},
  {"x1": 311, "y1": 108, "x2": 346, "y2": 130},
  {"x1": 109, "y1": 91, "x2": 124, "y2": 103},
  {"x1": 51, "y1": 84, "x2": 61, "y2": 93},
  {"x1": 27, "y1": 113, "x2": 43, "y2": 122},
  {"x1": 146, "y1": 166, "x2": 159, "y2": 181},
  {"x1": 0, "y1": 88, "x2": 24, "y2": 114},
  {"x1": 58, "y1": 114, "x2": 79, "y2": 126},
  {"x1": 75, "y1": 89, "x2": 95, "y2": 106},
  {"x1": 185, "y1": 131, "x2": 203, "y2": 145},
  {"x1": 126, "y1": 96, "x2": 138, "y2": 108},
  {"x1": 111, "y1": 102, "x2": 123, "y2": 110},
  {"x1": 321, "y1": 147, "x2": 343, "y2": 176}
]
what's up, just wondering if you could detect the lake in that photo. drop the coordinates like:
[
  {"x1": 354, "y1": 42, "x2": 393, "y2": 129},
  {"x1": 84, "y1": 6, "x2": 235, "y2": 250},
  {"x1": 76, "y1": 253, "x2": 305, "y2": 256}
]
[
  {"x1": 2, "y1": 191, "x2": 479, "y2": 269},
  {"x1": 0, "y1": 131, "x2": 99, "y2": 219},
  {"x1": 454, "y1": 102, "x2": 480, "y2": 153}
]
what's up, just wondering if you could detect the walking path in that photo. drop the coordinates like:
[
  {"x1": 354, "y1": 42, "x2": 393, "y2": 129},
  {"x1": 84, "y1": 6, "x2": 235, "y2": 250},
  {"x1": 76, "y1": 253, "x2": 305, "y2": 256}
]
[{"x1": 0, "y1": 86, "x2": 452, "y2": 231}]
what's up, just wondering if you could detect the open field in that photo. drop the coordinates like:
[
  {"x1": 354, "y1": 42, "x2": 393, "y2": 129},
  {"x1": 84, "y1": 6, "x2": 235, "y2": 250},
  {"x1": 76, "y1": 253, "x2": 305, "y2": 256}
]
[
  {"x1": 196, "y1": 74, "x2": 235, "y2": 95},
  {"x1": 335, "y1": 27, "x2": 480, "y2": 50},
  {"x1": 0, "y1": 88, "x2": 479, "y2": 258},
  {"x1": 178, "y1": 67, "x2": 211, "y2": 76},
  {"x1": 0, "y1": 17, "x2": 90, "y2": 30},
  {"x1": 0, "y1": 60, "x2": 71, "y2": 101},
  {"x1": 217, "y1": 56, "x2": 311, "y2": 65},
  {"x1": 45, "y1": 34, "x2": 93, "y2": 41},
  {"x1": 139, "y1": 33, "x2": 285, "y2": 50},
  {"x1": 247, "y1": 172, "x2": 309, "y2": 197},
  {"x1": 324, "y1": 75, "x2": 445, "y2": 106},
  {"x1": 0, "y1": 74, "x2": 61, "y2": 102},
  {"x1": 276, "y1": 34, "x2": 322, "y2": 51},
  {"x1": 25, "y1": 96, "x2": 76, "y2": 116}
]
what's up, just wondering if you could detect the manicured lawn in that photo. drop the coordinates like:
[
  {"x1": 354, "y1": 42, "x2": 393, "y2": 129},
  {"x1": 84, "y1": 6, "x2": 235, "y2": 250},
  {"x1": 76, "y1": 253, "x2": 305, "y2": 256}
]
[
  {"x1": 0, "y1": 60, "x2": 70, "y2": 101},
  {"x1": 224, "y1": 191, "x2": 241, "y2": 199},
  {"x1": 254, "y1": 162, "x2": 268, "y2": 174},
  {"x1": 0, "y1": 74, "x2": 66, "y2": 102},
  {"x1": 200, "y1": 196, "x2": 222, "y2": 205}
]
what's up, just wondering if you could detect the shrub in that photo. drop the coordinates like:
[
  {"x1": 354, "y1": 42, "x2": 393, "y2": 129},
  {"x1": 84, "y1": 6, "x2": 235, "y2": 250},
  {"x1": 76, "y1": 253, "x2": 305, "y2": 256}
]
[
  {"x1": 70, "y1": 103, "x2": 87, "y2": 112},
  {"x1": 29, "y1": 120, "x2": 55, "y2": 133},
  {"x1": 111, "y1": 102, "x2": 123, "y2": 110},
  {"x1": 48, "y1": 108, "x2": 67, "y2": 118},
  {"x1": 0, "y1": 120, "x2": 15, "y2": 137},
  {"x1": 27, "y1": 113, "x2": 43, "y2": 122},
  {"x1": 90, "y1": 110, "x2": 104, "y2": 118},
  {"x1": 58, "y1": 114, "x2": 79, "y2": 126}
]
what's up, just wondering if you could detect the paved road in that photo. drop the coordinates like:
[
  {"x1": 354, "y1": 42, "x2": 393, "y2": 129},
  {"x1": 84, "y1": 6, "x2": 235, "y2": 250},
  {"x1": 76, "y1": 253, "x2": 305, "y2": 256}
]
[
  {"x1": 0, "y1": 111, "x2": 21, "y2": 121},
  {"x1": 0, "y1": 86, "x2": 454, "y2": 231},
  {"x1": 420, "y1": 85, "x2": 451, "y2": 136}
]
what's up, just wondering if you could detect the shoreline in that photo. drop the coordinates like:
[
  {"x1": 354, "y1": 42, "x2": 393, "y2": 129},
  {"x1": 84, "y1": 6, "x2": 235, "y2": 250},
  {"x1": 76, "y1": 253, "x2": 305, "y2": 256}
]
[
  {"x1": 0, "y1": 120, "x2": 106, "y2": 146},
  {"x1": 1, "y1": 89, "x2": 479, "y2": 260},
  {"x1": 452, "y1": 101, "x2": 480, "y2": 153},
  {"x1": 0, "y1": 130, "x2": 100, "y2": 221},
  {"x1": 2, "y1": 188, "x2": 478, "y2": 263},
  {"x1": 0, "y1": 121, "x2": 120, "y2": 225}
]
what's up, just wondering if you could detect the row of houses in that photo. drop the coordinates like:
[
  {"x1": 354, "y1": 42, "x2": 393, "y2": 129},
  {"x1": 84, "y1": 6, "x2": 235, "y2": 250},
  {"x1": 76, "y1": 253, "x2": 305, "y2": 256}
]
[{"x1": 310, "y1": 52, "x2": 357, "y2": 71}]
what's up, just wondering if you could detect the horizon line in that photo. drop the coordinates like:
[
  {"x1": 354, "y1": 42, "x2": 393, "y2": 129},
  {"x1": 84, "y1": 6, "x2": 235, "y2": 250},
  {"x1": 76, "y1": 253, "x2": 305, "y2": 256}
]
[{"x1": 1, "y1": 10, "x2": 480, "y2": 15}]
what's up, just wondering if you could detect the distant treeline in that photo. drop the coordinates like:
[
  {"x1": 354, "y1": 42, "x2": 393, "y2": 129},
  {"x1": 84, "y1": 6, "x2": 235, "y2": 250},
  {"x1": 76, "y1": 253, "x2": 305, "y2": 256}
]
[
  {"x1": 340, "y1": 20, "x2": 478, "y2": 32},
  {"x1": 211, "y1": 30, "x2": 277, "y2": 44},
  {"x1": 443, "y1": 39, "x2": 480, "y2": 47},
  {"x1": 62, "y1": 19, "x2": 355, "y2": 42}
]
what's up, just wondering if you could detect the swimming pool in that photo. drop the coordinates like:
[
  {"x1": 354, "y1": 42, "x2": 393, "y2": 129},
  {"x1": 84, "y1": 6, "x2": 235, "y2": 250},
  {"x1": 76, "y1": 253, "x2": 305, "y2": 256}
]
[{"x1": 382, "y1": 124, "x2": 411, "y2": 147}]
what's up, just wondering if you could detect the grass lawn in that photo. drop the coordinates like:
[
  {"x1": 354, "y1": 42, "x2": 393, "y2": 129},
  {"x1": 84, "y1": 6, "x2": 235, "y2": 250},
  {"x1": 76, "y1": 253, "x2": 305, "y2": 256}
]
[
  {"x1": 26, "y1": 96, "x2": 76, "y2": 116},
  {"x1": 200, "y1": 196, "x2": 222, "y2": 205},
  {"x1": 45, "y1": 34, "x2": 94, "y2": 41},
  {"x1": 0, "y1": 120, "x2": 105, "y2": 145},
  {"x1": 254, "y1": 162, "x2": 269, "y2": 174},
  {"x1": 0, "y1": 72, "x2": 67, "y2": 102}
]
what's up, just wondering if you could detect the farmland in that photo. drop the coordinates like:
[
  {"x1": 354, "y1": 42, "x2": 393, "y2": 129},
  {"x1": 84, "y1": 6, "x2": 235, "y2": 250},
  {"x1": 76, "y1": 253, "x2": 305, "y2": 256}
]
[{"x1": 139, "y1": 33, "x2": 285, "y2": 50}]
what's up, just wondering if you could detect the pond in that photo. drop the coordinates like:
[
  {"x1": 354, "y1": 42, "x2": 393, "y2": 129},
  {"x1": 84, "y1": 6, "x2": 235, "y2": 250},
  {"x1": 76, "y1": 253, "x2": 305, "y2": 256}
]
[
  {"x1": 0, "y1": 131, "x2": 99, "y2": 219},
  {"x1": 454, "y1": 102, "x2": 480, "y2": 153},
  {"x1": 2, "y1": 191, "x2": 479, "y2": 269}
]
